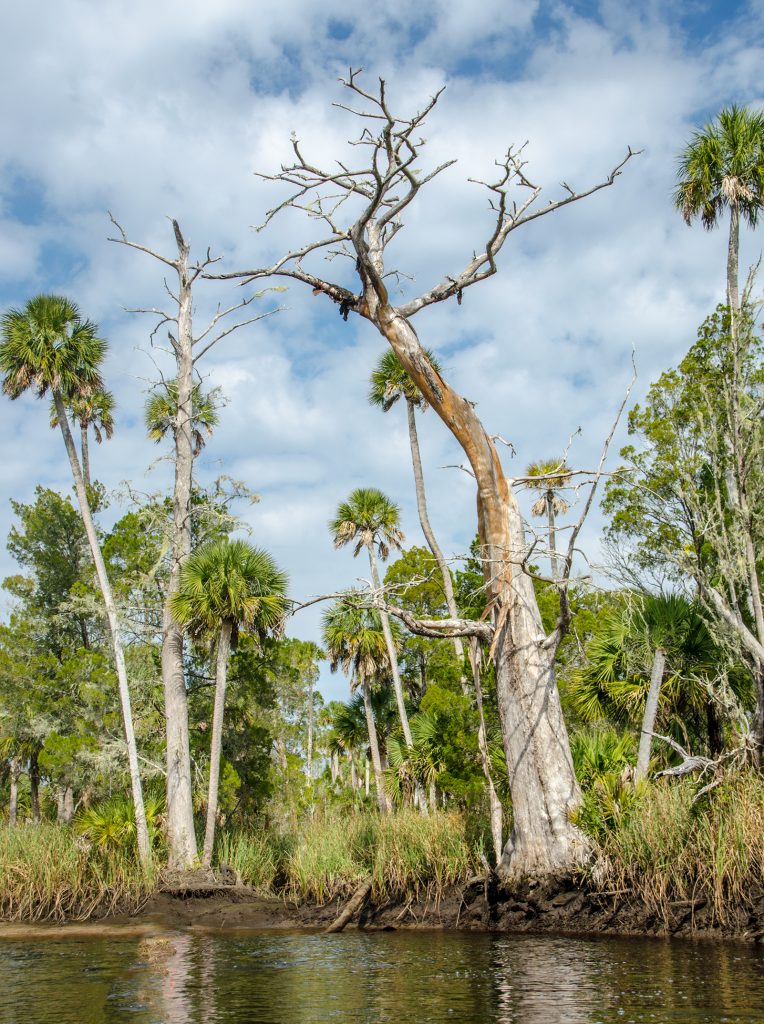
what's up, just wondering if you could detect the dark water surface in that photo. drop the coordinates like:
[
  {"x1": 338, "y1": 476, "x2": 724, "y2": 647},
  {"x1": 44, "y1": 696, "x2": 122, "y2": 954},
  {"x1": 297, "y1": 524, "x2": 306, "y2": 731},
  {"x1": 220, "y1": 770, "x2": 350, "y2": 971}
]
[{"x1": 1, "y1": 929, "x2": 764, "y2": 1023}]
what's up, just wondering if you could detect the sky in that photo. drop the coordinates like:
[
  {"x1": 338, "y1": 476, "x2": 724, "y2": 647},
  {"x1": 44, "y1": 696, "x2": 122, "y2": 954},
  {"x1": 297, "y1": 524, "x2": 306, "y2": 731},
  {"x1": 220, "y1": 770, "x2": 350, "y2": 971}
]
[{"x1": 1, "y1": 0, "x2": 763, "y2": 703}]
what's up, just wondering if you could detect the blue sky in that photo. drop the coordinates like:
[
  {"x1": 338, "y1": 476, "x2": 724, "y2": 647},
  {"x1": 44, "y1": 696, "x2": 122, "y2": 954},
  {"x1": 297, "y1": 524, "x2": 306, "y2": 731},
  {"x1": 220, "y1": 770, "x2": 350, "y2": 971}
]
[{"x1": 1, "y1": 0, "x2": 763, "y2": 703}]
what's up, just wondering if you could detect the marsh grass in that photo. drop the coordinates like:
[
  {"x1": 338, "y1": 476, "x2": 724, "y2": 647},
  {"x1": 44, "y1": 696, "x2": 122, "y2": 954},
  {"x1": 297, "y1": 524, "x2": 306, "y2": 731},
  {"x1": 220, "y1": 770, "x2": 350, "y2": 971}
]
[
  {"x1": 218, "y1": 810, "x2": 478, "y2": 904},
  {"x1": 589, "y1": 770, "x2": 764, "y2": 925},
  {"x1": 0, "y1": 823, "x2": 154, "y2": 922}
]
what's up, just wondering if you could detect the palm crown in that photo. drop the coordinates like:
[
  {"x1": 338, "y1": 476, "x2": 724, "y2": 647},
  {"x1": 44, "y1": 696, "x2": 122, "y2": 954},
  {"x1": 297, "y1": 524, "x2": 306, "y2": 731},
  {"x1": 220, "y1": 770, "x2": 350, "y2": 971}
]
[
  {"x1": 145, "y1": 379, "x2": 219, "y2": 455},
  {"x1": 675, "y1": 104, "x2": 764, "y2": 230},
  {"x1": 368, "y1": 348, "x2": 441, "y2": 412},
  {"x1": 0, "y1": 295, "x2": 105, "y2": 402},
  {"x1": 322, "y1": 599, "x2": 397, "y2": 687},
  {"x1": 170, "y1": 538, "x2": 289, "y2": 646},
  {"x1": 329, "y1": 487, "x2": 404, "y2": 560},
  {"x1": 526, "y1": 458, "x2": 571, "y2": 517},
  {"x1": 50, "y1": 388, "x2": 115, "y2": 443}
]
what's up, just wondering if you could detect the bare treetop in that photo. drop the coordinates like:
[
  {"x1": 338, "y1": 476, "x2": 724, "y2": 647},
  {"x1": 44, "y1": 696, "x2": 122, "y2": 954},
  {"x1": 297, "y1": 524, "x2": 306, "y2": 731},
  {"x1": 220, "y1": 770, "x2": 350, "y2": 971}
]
[{"x1": 210, "y1": 70, "x2": 636, "y2": 321}]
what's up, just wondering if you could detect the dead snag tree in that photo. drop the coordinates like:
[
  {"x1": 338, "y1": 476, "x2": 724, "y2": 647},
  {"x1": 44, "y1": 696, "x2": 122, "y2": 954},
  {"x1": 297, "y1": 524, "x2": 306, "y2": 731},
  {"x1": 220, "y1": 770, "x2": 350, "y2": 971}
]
[
  {"x1": 213, "y1": 73, "x2": 635, "y2": 878},
  {"x1": 109, "y1": 217, "x2": 279, "y2": 868}
]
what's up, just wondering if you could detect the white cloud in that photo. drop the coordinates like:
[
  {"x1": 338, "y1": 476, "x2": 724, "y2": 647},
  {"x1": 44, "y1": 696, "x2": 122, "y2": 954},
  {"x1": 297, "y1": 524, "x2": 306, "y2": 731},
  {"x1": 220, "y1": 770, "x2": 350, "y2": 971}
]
[{"x1": 1, "y1": 1, "x2": 761, "y2": 699}]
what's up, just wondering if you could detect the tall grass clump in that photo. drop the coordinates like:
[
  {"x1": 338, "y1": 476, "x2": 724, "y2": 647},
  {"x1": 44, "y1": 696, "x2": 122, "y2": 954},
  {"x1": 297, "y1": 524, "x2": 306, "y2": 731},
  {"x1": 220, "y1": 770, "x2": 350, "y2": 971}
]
[
  {"x1": 588, "y1": 770, "x2": 764, "y2": 925},
  {"x1": 214, "y1": 830, "x2": 281, "y2": 893},
  {"x1": 0, "y1": 823, "x2": 154, "y2": 922},
  {"x1": 281, "y1": 810, "x2": 477, "y2": 904}
]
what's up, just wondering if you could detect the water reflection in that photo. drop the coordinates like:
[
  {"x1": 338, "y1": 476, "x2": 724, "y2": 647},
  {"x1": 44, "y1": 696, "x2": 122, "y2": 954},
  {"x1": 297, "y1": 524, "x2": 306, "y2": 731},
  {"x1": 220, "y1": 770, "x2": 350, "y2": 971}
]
[{"x1": 1, "y1": 928, "x2": 763, "y2": 1023}]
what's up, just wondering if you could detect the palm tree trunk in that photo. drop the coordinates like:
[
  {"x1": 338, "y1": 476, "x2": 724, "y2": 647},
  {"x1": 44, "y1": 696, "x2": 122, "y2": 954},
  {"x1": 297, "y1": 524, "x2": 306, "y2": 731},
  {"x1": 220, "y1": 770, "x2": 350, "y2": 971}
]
[
  {"x1": 636, "y1": 647, "x2": 667, "y2": 781},
  {"x1": 727, "y1": 201, "x2": 740, "y2": 317},
  {"x1": 547, "y1": 492, "x2": 559, "y2": 580},
  {"x1": 203, "y1": 620, "x2": 232, "y2": 867},
  {"x1": 306, "y1": 673, "x2": 314, "y2": 782},
  {"x1": 8, "y1": 757, "x2": 20, "y2": 827},
  {"x1": 80, "y1": 422, "x2": 91, "y2": 490},
  {"x1": 360, "y1": 678, "x2": 390, "y2": 814},
  {"x1": 29, "y1": 749, "x2": 40, "y2": 823},
  {"x1": 52, "y1": 390, "x2": 151, "y2": 869},
  {"x1": 365, "y1": 756, "x2": 370, "y2": 798},
  {"x1": 405, "y1": 399, "x2": 500, "y2": 830},
  {"x1": 469, "y1": 641, "x2": 504, "y2": 862},
  {"x1": 366, "y1": 544, "x2": 428, "y2": 814}
]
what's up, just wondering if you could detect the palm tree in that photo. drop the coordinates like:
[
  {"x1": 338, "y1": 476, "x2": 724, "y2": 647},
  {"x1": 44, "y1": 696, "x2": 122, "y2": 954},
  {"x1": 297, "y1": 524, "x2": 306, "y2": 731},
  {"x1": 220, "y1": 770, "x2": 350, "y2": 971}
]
[
  {"x1": 171, "y1": 538, "x2": 288, "y2": 866},
  {"x1": 0, "y1": 295, "x2": 151, "y2": 867},
  {"x1": 525, "y1": 459, "x2": 570, "y2": 580},
  {"x1": 322, "y1": 599, "x2": 394, "y2": 814},
  {"x1": 369, "y1": 351, "x2": 503, "y2": 849},
  {"x1": 50, "y1": 388, "x2": 115, "y2": 488},
  {"x1": 569, "y1": 594, "x2": 724, "y2": 778},
  {"x1": 329, "y1": 488, "x2": 429, "y2": 811},
  {"x1": 145, "y1": 379, "x2": 219, "y2": 455},
  {"x1": 675, "y1": 105, "x2": 764, "y2": 317}
]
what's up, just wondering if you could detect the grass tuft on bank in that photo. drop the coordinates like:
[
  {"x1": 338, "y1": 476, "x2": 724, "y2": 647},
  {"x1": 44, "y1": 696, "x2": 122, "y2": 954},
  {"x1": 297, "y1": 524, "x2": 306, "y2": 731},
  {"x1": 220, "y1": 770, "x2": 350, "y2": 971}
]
[
  {"x1": 0, "y1": 822, "x2": 154, "y2": 922},
  {"x1": 583, "y1": 770, "x2": 764, "y2": 925}
]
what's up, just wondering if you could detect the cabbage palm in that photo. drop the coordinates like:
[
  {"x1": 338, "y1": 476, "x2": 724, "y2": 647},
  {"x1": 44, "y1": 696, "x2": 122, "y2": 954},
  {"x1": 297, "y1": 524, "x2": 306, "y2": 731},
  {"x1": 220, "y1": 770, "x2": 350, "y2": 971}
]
[
  {"x1": 145, "y1": 379, "x2": 219, "y2": 455},
  {"x1": 0, "y1": 295, "x2": 150, "y2": 867},
  {"x1": 50, "y1": 388, "x2": 115, "y2": 488},
  {"x1": 675, "y1": 105, "x2": 764, "y2": 316},
  {"x1": 322, "y1": 599, "x2": 394, "y2": 813},
  {"x1": 569, "y1": 594, "x2": 723, "y2": 778},
  {"x1": 525, "y1": 459, "x2": 570, "y2": 580},
  {"x1": 329, "y1": 488, "x2": 428, "y2": 811},
  {"x1": 171, "y1": 538, "x2": 288, "y2": 866}
]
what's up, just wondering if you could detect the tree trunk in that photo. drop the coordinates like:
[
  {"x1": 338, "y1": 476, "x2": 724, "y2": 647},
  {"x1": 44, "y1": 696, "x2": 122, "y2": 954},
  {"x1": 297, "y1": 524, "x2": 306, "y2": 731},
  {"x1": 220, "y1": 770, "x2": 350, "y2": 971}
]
[
  {"x1": 469, "y1": 641, "x2": 504, "y2": 863},
  {"x1": 727, "y1": 201, "x2": 740, "y2": 317},
  {"x1": 348, "y1": 751, "x2": 357, "y2": 791},
  {"x1": 636, "y1": 647, "x2": 667, "y2": 781},
  {"x1": 53, "y1": 391, "x2": 151, "y2": 868},
  {"x1": 306, "y1": 674, "x2": 314, "y2": 781},
  {"x1": 706, "y1": 701, "x2": 724, "y2": 757},
  {"x1": 161, "y1": 231, "x2": 199, "y2": 869},
  {"x1": 360, "y1": 679, "x2": 390, "y2": 814},
  {"x1": 29, "y1": 749, "x2": 40, "y2": 824},
  {"x1": 375, "y1": 296, "x2": 587, "y2": 878},
  {"x1": 365, "y1": 757, "x2": 370, "y2": 797},
  {"x1": 547, "y1": 492, "x2": 559, "y2": 580},
  {"x1": 8, "y1": 758, "x2": 20, "y2": 827},
  {"x1": 202, "y1": 621, "x2": 232, "y2": 868},
  {"x1": 367, "y1": 544, "x2": 427, "y2": 814},
  {"x1": 406, "y1": 398, "x2": 502, "y2": 843},
  {"x1": 80, "y1": 422, "x2": 91, "y2": 490}
]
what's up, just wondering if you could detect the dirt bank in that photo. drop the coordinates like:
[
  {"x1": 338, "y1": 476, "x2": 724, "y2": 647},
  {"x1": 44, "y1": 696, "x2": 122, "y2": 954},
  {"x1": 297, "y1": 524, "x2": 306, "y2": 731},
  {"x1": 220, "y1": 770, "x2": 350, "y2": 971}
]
[{"x1": 78, "y1": 875, "x2": 764, "y2": 942}]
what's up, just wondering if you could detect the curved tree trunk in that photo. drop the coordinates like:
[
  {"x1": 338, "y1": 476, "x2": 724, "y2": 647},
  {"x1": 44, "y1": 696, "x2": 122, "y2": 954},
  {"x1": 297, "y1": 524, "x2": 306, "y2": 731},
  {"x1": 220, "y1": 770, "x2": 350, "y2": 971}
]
[
  {"x1": 405, "y1": 398, "x2": 502, "y2": 851},
  {"x1": 53, "y1": 391, "x2": 151, "y2": 868},
  {"x1": 202, "y1": 620, "x2": 232, "y2": 868},
  {"x1": 636, "y1": 647, "x2": 667, "y2": 781},
  {"x1": 371, "y1": 282, "x2": 587, "y2": 878},
  {"x1": 366, "y1": 544, "x2": 428, "y2": 814},
  {"x1": 360, "y1": 678, "x2": 391, "y2": 814}
]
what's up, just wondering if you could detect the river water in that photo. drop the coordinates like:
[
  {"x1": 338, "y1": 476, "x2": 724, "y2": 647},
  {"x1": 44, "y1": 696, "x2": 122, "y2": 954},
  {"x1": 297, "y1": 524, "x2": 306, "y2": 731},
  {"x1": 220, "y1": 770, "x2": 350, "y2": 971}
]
[{"x1": 1, "y1": 929, "x2": 763, "y2": 1023}]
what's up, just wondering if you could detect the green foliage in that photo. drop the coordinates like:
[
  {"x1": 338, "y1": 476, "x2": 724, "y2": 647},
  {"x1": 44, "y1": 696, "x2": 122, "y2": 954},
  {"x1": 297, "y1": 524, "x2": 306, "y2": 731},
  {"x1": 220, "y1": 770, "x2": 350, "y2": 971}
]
[
  {"x1": 330, "y1": 487, "x2": 404, "y2": 561},
  {"x1": 368, "y1": 347, "x2": 441, "y2": 411},
  {"x1": 145, "y1": 378, "x2": 220, "y2": 455},
  {"x1": 675, "y1": 104, "x2": 764, "y2": 231},
  {"x1": 0, "y1": 294, "x2": 105, "y2": 402},
  {"x1": 76, "y1": 791, "x2": 165, "y2": 855},
  {"x1": 171, "y1": 538, "x2": 289, "y2": 643}
]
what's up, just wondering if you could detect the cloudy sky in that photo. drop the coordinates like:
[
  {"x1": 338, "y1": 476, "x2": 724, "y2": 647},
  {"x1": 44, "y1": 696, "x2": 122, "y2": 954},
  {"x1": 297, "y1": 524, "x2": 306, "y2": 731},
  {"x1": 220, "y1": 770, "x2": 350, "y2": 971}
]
[{"x1": 1, "y1": 0, "x2": 762, "y2": 702}]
